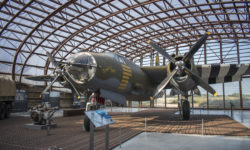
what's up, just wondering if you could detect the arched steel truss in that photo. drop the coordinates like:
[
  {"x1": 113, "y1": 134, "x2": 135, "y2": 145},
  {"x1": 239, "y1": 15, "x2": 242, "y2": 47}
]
[{"x1": 0, "y1": 0, "x2": 249, "y2": 88}]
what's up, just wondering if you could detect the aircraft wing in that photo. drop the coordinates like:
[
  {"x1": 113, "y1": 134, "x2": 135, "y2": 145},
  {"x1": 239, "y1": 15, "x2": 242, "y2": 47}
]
[
  {"x1": 25, "y1": 75, "x2": 56, "y2": 81},
  {"x1": 141, "y1": 66, "x2": 168, "y2": 85},
  {"x1": 196, "y1": 64, "x2": 250, "y2": 84}
]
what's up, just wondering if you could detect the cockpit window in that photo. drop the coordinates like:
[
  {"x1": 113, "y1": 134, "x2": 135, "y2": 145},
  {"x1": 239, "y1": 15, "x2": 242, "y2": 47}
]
[
  {"x1": 68, "y1": 53, "x2": 96, "y2": 67},
  {"x1": 118, "y1": 56, "x2": 126, "y2": 64},
  {"x1": 105, "y1": 53, "x2": 126, "y2": 64}
]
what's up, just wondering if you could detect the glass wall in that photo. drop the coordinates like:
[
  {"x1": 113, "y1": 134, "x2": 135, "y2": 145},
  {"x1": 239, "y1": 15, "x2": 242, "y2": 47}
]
[
  {"x1": 207, "y1": 83, "x2": 224, "y2": 109},
  {"x1": 127, "y1": 79, "x2": 250, "y2": 109},
  {"x1": 242, "y1": 78, "x2": 250, "y2": 109},
  {"x1": 142, "y1": 101, "x2": 150, "y2": 107},
  {"x1": 224, "y1": 81, "x2": 240, "y2": 109}
]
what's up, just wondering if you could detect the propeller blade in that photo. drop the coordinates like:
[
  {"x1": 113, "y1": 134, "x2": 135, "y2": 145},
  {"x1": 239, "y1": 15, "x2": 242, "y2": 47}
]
[
  {"x1": 183, "y1": 66, "x2": 217, "y2": 96},
  {"x1": 182, "y1": 32, "x2": 210, "y2": 62},
  {"x1": 151, "y1": 69, "x2": 178, "y2": 100},
  {"x1": 147, "y1": 40, "x2": 176, "y2": 63},
  {"x1": 193, "y1": 87, "x2": 201, "y2": 96},
  {"x1": 41, "y1": 75, "x2": 60, "y2": 95},
  {"x1": 62, "y1": 72, "x2": 81, "y2": 98},
  {"x1": 46, "y1": 51, "x2": 58, "y2": 67}
]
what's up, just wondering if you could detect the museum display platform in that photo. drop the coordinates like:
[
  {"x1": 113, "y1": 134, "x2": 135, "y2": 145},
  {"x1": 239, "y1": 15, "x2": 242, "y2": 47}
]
[{"x1": 1, "y1": 108, "x2": 250, "y2": 150}]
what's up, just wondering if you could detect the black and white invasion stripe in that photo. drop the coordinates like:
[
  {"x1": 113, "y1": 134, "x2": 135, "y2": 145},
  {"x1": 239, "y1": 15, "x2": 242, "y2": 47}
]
[{"x1": 196, "y1": 64, "x2": 250, "y2": 84}]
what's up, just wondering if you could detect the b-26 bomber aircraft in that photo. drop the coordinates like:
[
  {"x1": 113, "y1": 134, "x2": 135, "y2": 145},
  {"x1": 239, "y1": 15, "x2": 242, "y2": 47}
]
[{"x1": 27, "y1": 32, "x2": 250, "y2": 130}]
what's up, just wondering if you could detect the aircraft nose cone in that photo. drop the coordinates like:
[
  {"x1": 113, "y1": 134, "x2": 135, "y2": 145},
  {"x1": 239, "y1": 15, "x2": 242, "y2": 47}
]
[{"x1": 66, "y1": 52, "x2": 97, "y2": 84}]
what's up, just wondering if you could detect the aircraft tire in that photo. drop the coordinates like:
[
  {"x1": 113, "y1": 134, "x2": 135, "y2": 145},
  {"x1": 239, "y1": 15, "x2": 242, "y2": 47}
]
[
  {"x1": 84, "y1": 116, "x2": 90, "y2": 132},
  {"x1": 5, "y1": 103, "x2": 11, "y2": 118},
  {"x1": 182, "y1": 100, "x2": 190, "y2": 120},
  {"x1": 0, "y1": 102, "x2": 6, "y2": 120}
]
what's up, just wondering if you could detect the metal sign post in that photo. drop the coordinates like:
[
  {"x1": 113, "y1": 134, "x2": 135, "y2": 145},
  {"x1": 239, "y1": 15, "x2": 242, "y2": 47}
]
[
  {"x1": 105, "y1": 125, "x2": 109, "y2": 150},
  {"x1": 90, "y1": 121, "x2": 94, "y2": 150},
  {"x1": 85, "y1": 110, "x2": 114, "y2": 150}
]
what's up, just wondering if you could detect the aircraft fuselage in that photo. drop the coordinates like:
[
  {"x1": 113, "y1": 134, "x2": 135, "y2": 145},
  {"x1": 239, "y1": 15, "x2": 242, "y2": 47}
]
[{"x1": 65, "y1": 52, "x2": 155, "y2": 101}]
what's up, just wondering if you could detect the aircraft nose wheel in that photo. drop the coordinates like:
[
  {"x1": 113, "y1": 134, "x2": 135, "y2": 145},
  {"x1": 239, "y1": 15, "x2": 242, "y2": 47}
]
[{"x1": 182, "y1": 100, "x2": 190, "y2": 120}]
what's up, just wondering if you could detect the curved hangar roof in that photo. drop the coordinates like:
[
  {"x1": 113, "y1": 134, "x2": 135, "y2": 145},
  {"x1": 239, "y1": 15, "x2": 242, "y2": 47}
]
[{"x1": 0, "y1": 0, "x2": 249, "y2": 87}]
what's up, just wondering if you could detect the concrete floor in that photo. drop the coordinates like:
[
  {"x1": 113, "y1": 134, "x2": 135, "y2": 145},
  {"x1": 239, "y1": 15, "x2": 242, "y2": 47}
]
[{"x1": 113, "y1": 132, "x2": 250, "y2": 150}]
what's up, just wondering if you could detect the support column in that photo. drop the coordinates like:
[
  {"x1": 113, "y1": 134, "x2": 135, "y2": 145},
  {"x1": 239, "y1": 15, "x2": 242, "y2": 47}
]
[
  {"x1": 191, "y1": 90, "x2": 194, "y2": 109},
  {"x1": 222, "y1": 83, "x2": 225, "y2": 108},
  {"x1": 236, "y1": 40, "x2": 243, "y2": 109},
  {"x1": 127, "y1": 101, "x2": 132, "y2": 108},
  {"x1": 164, "y1": 90, "x2": 167, "y2": 108},
  {"x1": 150, "y1": 52, "x2": 154, "y2": 108},
  {"x1": 204, "y1": 43, "x2": 209, "y2": 109},
  {"x1": 139, "y1": 55, "x2": 143, "y2": 108},
  {"x1": 220, "y1": 40, "x2": 225, "y2": 109},
  {"x1": 239, "y1": 79, "x2": 243, "y2": 109},
  {"x1": 163, "y1": 56, "x2": 166, "y2": 108},
  {"x1": 206, "y1": 92, "x2": 209, "y2": 109},
  {"x1": 138, "y1": 102, "x2": 142, "y2": 108}
]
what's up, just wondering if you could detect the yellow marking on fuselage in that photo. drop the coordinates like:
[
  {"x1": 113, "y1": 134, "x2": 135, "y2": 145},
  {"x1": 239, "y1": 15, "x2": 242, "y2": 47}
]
[
  {"x1": 121, "y1": 79, "x2": 128, "y2": 83},
  {"x1": 122, "y1": 75, "x2": 130, "y2": 80},
  {"x1": 118, "y1": 86, "x2": 126, "y2": 90},
  {"x1": 119, "y1": 83, "x2": 127, "y2": 87},
  {"x1": 118, "y1": 65, "x2": 132, "y2": 90},
  {"x1": 122, "y1": 67, "x2": 131, "y2": 73},
  {"x1": 122, "y1": 64, "x2": 130, "y2": 69},
  {"x1": 123, "y1": 72, "x2": 132, "y2": 77},
  {"x1": 102, "y1": 66, "x2": 115, "y2": 73}
]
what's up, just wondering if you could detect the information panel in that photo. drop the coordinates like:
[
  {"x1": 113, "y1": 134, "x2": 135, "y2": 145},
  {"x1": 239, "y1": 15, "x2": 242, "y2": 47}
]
[{"x1": 85, "y1": 110, "x2": 114, "y2": 128}]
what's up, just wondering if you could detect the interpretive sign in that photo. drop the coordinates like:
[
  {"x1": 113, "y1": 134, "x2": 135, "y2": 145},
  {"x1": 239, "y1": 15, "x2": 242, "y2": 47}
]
[{"x1": 85, "y1": 110, "x2": 114, "y2": 127}]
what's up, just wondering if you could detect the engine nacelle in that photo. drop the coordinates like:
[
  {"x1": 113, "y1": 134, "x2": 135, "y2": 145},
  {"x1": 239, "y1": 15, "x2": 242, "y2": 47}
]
[{"x1": 167, "y1": 54, "x2": 197, "y2": 91}]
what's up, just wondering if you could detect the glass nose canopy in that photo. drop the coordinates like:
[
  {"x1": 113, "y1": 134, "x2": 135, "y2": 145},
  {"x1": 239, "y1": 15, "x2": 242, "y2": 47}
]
[{"x1": 66, "y1": 52, "x2": 97, "y2": 84}]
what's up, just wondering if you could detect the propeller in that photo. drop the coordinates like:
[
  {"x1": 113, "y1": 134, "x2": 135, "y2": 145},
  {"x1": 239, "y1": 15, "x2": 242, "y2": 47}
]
[
  {"x1": 182, "y1": 32, "x2": 210, "y2": 62},
  {"x1": 41, "y1": 51, "x2": 81, "y2": 99},
  {"x1": 46, "y1": 51, "x2": 59, "y2": 67},
  {"x1": 183, "y1": 66, "x2": 217, "y2": 96},
  {"x1": 148, "y1": 32, "x2": 217, "y2": 99},
  {"x1": 147, "y1": 40, "x2": 176, "y2": 63},
  {"x1": 41, "y1": 74, "x2": 60, "y2": 95},
  {"x1": 150, "y1": 69, "x2": 178, "y2": 100}
]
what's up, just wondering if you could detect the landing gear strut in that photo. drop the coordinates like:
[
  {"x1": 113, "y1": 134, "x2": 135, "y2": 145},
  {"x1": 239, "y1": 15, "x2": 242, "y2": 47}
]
[
  {"x1": 178, "y1": 96, "x2": 190, "y2": 120},
  {"x1": 181, "y1": 99, "x2": 190, "y2": 120}
]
